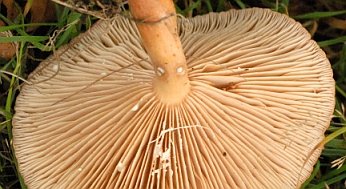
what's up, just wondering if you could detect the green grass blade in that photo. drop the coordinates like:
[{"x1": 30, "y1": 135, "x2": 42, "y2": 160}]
[
  {"x1": 318, "y1": 35, "x2": 346, "y2": 47},
  {"x1": 183, "y1": 0, "x2": 201, "y2": 16},
  {"x1": 301, "y1": 161, "x2": 320, "y2": 188},
  {"x1": 294, "y1": 10, "x2": 346, "y2": 19},
  {"x1": 308, "y1": 173, "x2": 346, "y2": 189},
  {"x1": 325, "y1": 139, "x2": 346, "y2": 149},
  {"x1": 0, "y1": 14, "x2": 50, "y2": 51},
  {"x1": 204, "y1": 0, "x2": 213, "y2": 12},
  {"x1": 4, "y1": 42, "x2": 28, "y2": 189},
  {"x1": 336, "y1": 85, "x2": 346, "y2": 98},
  {"x1": 322, "y1": 148, "x2": 346, "y2": 156},
  {"x1": 321, "y1": 164, "x2": 346, "y2": 181},
  {"x1": 234, "y1": 0, "x2": 246, "y2": 9},
  {"x1": 55, "y1": 12, "x2": 81, "y2": 48},
  {"x1": 0, "y1": 23, "x2": 57, "y2": 32},
  {"x1": 0, "y1": 36, "x2": 49, "y2": 43},
  {"x1": 175, "y1": 5, "x2": 183, "y2": 15},
  {"x1": 322, "y1": 127, "x2": 346, "y2": 147},
  {"x1": 216, "y1": 0, "x2": 225, "y2": 11}
]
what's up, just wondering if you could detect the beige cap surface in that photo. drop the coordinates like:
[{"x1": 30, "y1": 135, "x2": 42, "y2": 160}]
[{"x1": 13, "y1": 8, "x2": 334, "y2": 188}]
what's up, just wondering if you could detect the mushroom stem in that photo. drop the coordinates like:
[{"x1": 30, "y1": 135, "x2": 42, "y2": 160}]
[{"x1": 128, "y1": 0, "x2": 190, "y2": 105}]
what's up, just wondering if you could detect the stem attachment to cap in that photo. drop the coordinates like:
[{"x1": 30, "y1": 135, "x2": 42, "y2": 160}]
[{"x1": 128, "y1": 0, "x2": 190, "y2": 105}]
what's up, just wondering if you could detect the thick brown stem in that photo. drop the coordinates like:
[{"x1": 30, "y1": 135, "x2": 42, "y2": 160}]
[{"x1": 128, "y1": 0, "x2": 190, "y2": 105}]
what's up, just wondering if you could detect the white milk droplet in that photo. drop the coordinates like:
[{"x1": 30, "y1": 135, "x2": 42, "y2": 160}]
[
  {"x1": 116, "y1": 162, "x2": 124, "y2": 172},
  {"x1": 161, "y1": 149, "x2": 170, "y2": 161},
  {"x1": 157, "y1": 67, "x2": 165, "y2": 76},
  {"x1": 176, "y1": 66, "x2": 185, "y2": 75},
  {"x1": 162, "y1": 120, "x2": 167, "y2": 130},
  {"x1": 154, "y1": 143, "x2": 162, "y2": 158},
  {"x1": 131, "y1": 103, "x2": 140, "y2": 112}
]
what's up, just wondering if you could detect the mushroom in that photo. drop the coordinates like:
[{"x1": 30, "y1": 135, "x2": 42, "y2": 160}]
[{"x1": 13, "y1": 1, "x2": 334, "y2": 188}]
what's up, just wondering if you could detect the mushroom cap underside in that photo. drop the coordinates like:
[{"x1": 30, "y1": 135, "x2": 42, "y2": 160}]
[{"x1": 13, "y1": 8, "x2": 335, "y2": 189}]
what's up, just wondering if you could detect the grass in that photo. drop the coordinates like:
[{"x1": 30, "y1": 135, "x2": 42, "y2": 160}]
[{"x1": 0, "y1": 0, "x2": 346, "y2": 188}]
